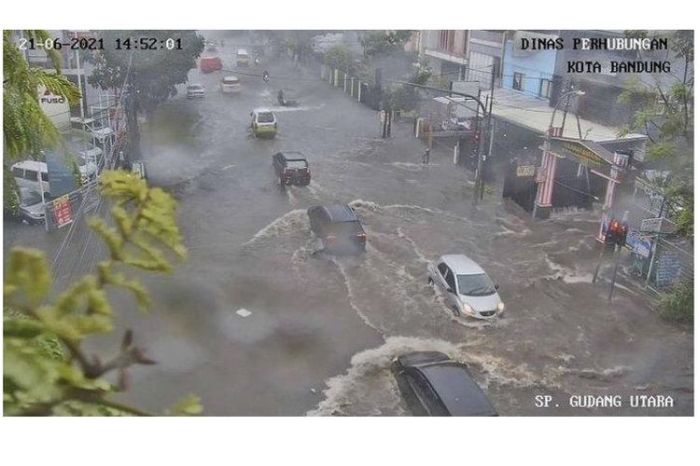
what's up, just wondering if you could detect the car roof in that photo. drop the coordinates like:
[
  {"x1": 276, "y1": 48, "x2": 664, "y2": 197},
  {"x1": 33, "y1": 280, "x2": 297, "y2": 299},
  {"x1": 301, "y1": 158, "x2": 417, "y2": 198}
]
[
  {"x1": 440, "y1": 254, "x2": 485, "y2": 275},
  {"x1": 324, "y1": 204, "x2": 357, "y2": 222},
  {"x1": 12, "y1": 160, "x2": 46, "y2": 171},
  {"x1": 278, "y1": 151, "x2": 307, "y2": 160},
  {"x1": 188, "y1": 83, "x2": 203, "y2": 87},
  {"x1": 418, "y1": 363, "x2": 497, "y2": 416},
  {"x1": 237, "y1": 48, "x2": 249, "y2": 54},
  {"x1": 222, "y1": 75, "x2": 239, "y2": 81},
  {"x1": 254, "y1": 108, "x2": 274, "y2": 114}
]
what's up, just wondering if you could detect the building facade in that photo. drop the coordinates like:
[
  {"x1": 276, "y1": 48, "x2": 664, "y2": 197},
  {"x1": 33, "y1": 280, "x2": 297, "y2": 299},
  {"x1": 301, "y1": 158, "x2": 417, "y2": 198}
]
[{"x1": 502, "y1": 32, "x2": 557, "y2": 101}]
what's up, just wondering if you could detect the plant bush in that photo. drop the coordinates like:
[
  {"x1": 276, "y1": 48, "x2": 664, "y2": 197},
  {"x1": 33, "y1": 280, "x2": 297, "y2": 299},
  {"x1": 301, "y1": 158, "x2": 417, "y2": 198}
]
[{"x1": 659, "y1": 279, "x2": 693, "y2": 325}]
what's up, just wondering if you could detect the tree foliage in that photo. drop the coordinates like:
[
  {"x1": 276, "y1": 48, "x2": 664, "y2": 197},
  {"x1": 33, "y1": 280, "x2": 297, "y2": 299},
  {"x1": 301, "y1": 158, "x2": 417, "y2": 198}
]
[
  {"x1": 618, "y1": 31, "x2": 694, "y2": 236},
  {"x1": 3, "y1": 30, "x2": 81, "y2": 161},
  {"x1": 3, "y1": 30, "x2": 82, "y2": 216},
  {"x1": 361, "y1": 31, "x2": 413, "y2": 58},
  {"x1": 4, "y1": 170, "x2": 201, "y2": 416},
  {"x1": 324, "y1": 45, "x2": 355, "y2": 73},
  {"x1": 384, "y1": 61, "x2": 432, "y2": 112},
  {"x1": 88, "y1": 31, "x2": 204, "y2": 116},
  {"x1": 4, "y1": 166, "x2": 21, "y2": 217}
]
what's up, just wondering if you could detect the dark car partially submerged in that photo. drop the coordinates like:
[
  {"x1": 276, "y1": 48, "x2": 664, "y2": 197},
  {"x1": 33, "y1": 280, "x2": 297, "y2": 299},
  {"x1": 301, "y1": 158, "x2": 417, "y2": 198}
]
[
  {"x1": 307, "y1": 204, "x2": 366, "y2": 255},
  {"x1": 391, "y1": 351, "x2": 497, "y2": 416},
  {"x1": 272, "y1": 151, "x2": 310, "y2": 186}
]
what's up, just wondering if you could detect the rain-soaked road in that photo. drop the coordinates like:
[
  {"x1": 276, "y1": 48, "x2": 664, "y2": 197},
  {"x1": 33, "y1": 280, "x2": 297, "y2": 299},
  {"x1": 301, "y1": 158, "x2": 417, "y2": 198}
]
[{"x1": 4, "y1": 36, "x2": 692, "y2": 416}]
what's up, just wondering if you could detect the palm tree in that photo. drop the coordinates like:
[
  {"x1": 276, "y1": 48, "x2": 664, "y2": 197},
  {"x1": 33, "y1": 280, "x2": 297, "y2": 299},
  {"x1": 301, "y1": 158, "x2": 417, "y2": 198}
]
[
  {"x1": 3, "y1": 30, "x2": 81, "y2": 161},
  {"x1": 3, "y1": 30, "x2": 81, "y2": 215}
]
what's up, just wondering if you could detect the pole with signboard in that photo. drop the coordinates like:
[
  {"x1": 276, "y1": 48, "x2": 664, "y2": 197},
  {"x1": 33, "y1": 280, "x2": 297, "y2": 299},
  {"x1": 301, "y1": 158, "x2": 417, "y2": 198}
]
[
  {"x1": 608, "y1": 245, "x2": 622, "y2": 301},
  {"x1": 592, "y1": 240, "x2": 607, "y2": 284}
]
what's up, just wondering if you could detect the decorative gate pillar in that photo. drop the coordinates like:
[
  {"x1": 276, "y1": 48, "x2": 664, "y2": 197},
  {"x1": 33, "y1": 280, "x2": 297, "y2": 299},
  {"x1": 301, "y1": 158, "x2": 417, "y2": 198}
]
[{"x1": 533, "y1": 151, "x2": 558, "y2": 219}]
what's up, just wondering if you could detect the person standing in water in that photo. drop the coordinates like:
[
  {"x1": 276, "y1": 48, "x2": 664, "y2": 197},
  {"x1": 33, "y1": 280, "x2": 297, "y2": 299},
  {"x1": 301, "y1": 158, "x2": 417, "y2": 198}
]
[{"x1": 422, "y1": 147, "x2": 431, "y2": 164}]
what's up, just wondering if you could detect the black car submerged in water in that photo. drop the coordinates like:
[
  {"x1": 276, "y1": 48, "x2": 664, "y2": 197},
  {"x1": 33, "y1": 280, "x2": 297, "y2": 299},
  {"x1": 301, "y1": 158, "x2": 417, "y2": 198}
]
[
  {"x1": 392, "y1": 351, "x2": 498, "y2": 416},
  {"x1": 307, "y1": 203, "x2": 367, "y2": 255}
]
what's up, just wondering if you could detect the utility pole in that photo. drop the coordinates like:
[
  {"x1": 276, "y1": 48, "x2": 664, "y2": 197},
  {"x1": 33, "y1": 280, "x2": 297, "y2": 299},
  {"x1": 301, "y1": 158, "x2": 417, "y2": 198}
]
[
  {"x1": 473, "y1": 89, "x2": 485, "y2": 206},
  {"x1": 480, "y1": 63, "x2": 497, "y2": 201},
  {"x1": 124, "y1": 76, "x2": 141, "y2": 169},
  {"x1": 376, "y1": 68, "x2": 387, "y2": 138}
]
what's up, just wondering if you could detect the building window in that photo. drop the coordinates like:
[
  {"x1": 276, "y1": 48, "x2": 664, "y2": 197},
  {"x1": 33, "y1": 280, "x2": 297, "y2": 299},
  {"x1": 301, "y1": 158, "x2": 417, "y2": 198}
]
[
  {"x1": 539, "y1": 78, "x2": 552, "y2": 98},
  {"x1": 439, "y1": 30, "x2": 449, "y2": 51},
  {"x1": 512, "y1": 72, "x2": 524, "y2": 91}
]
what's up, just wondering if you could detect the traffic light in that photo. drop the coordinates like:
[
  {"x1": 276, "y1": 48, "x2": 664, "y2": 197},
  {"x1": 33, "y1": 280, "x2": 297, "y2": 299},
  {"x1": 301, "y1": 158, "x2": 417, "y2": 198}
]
[
  {"x1": 605, "y1": 222, "x2": 617, "y2": 245},
  {"x1": 605, "y1": 218, "x2": 629, "y2": 247},
  {"x1": 616, "y1": 222, "x2": 629, "y2": 246}
]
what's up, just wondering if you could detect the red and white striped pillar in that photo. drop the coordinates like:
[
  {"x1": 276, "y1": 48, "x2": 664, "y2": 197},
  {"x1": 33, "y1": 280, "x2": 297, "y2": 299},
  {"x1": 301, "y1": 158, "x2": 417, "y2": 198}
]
[{"x1": 534, "y1": 150, "x2": 557, "y2": 217}]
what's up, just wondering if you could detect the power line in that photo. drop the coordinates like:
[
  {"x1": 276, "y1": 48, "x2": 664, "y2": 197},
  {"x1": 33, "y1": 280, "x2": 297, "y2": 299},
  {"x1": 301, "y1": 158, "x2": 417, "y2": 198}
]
[{"x1": 52, "y1": 51, "x2": 134, "y2": 282}]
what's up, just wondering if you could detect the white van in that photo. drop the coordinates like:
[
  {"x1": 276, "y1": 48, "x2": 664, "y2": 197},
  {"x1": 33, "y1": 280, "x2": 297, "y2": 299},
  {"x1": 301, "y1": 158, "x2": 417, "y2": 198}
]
[
  {"x1": 236, "y1": 49, "x2": 250, "y2": 67},
  {"x1": 221, "y1": 75, "x2": 241, "y2": 94},
  {"x1": 12, "y1": 156, "x2": 97, "y2": 198}
]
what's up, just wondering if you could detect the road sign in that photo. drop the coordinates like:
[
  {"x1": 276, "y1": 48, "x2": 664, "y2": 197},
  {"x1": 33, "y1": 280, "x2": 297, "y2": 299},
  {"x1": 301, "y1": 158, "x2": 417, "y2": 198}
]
[
  {"x1": 640, "y1": 217, "x2": 663, "y2": 233},
  {"x1": 52, "y1": 195, "x2": 74, "y2": 229},
  {"x1": 516, "y1": 165, "x2": 536, "y2": 177}
]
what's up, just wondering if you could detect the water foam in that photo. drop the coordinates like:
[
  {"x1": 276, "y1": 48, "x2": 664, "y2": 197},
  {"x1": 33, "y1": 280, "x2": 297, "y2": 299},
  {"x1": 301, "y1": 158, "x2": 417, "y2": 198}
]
[{"x1": 242, "y1": 209, "x2": 307, "y2": 246}]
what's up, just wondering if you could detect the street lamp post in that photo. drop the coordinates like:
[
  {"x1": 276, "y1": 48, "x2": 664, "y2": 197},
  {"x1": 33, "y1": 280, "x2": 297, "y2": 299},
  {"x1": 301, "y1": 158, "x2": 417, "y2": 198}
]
[{"x1": 532, "y1": 88, "x2": 585, "y2": 219}]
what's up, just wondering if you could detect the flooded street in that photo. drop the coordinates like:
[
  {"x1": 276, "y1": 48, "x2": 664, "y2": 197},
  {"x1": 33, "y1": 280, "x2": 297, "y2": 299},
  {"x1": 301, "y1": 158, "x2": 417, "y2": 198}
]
[{"x1": 4, "y1": 37, "x2": 692, "y2": 416}]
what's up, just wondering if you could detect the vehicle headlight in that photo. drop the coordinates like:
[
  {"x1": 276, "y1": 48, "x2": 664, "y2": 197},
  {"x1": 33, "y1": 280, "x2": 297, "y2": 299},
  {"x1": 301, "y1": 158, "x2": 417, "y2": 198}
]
[
  {"x1": 497, "y1": 302, "x2": 505, "y2": 312},
  {"x1": 463, "y1": 304, "x2": 473, "y2": 314}
]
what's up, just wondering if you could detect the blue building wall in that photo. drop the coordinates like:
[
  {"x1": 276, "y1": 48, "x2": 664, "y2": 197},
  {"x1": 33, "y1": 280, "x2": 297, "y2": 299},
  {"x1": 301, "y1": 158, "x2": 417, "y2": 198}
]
[{"x1": 502, "y1": 40, "x2": 557, "y2": 100}]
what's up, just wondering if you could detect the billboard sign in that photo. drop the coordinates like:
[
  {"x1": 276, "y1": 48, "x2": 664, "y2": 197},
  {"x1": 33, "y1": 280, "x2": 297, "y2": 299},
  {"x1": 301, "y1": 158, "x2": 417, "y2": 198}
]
[
  {"x1": 52, "y1": 195, "x2": 74, "y2": 229},
  {"x1": 38, "y1": 85, "x2": 70, "y2": 132},
  {"x1": 516, "y1": 165, "x2": 536, "y2": 177}
]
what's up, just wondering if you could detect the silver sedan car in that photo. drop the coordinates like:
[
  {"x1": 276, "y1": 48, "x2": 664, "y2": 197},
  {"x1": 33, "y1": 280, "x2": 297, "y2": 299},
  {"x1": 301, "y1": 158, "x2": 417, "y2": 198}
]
[{"x1": 427, "y1": 254, "x2": 504, "y2": 319}]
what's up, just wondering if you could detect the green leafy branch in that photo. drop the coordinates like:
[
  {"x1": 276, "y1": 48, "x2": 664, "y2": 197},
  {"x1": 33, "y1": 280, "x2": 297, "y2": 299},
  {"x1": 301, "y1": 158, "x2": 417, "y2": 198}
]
[{"x1": 4, "y1": 170, "x2": 200, "y2": 416}]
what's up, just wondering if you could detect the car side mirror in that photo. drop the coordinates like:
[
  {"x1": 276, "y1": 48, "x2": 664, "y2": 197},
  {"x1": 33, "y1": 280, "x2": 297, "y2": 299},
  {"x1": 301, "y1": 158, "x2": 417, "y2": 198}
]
[
  {"x1": 446, "y1": 286, "x2": 454, "y2": 294},
  {"x1": 494, "y1": 284, "x2": 500, "y2": 290}
]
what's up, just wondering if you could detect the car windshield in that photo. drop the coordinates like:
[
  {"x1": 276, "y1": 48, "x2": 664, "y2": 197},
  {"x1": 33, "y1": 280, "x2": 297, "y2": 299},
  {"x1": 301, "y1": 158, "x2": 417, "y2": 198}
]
[
  {"x1": 257, "y1": 112, "x2": 275, "y2": 123},
  {"x1": 457, "y1": 273, "x2": 496, "y2": 296},
  {"x1": 327, "y1": 221, "x2": 363, "y2": 235},
  {"x1": 20, "y1": 190, "x2": 43, "y2": 206},
  {"x1": 223, "y1": 77, "x2": 239, "y2": 84},
  {"x1": 188, "y1": 85, "x2": 203, "y2": 90}
]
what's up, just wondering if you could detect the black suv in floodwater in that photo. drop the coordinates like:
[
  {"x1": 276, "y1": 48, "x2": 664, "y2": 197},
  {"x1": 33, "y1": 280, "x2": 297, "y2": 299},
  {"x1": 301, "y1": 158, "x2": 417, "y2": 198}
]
[
  {"x1": 307, "y1": 204, "x2": 367, "y2": 255},
  {"x1": 391, "y1": 351, "x2": 498, "y2": 416},
  {"x1": 272, "y1": 151, "x2": 311, "y2": 186}
]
